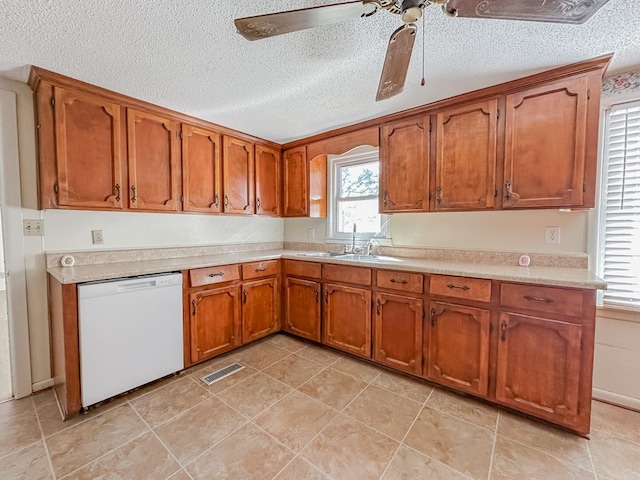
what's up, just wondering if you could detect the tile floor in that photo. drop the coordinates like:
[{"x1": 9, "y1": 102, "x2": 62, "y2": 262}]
[{"x1": 1, "y1": 333, "x2": 640, "y2": 479}]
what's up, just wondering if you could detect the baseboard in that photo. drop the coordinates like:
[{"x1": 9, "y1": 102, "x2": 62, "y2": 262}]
[
  {"x1": 32, "y1": 378, "x2": 54, "y2": 392},
  {"x1": 593, "y1": 388, "x2": 640, "y2": 412}
]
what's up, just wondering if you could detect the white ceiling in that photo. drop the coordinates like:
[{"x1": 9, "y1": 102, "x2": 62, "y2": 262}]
[{"x1": 1, "y1": 1, "x2": 639, "y2": 144}]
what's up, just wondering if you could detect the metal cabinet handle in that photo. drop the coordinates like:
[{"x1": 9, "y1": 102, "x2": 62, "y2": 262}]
[
  {"x1": 447, "y1": 284, "x2": 470, "y2": 291},
  {"x1": 214, "y1": 193, "x2": 220, "y2": 209},
  {"x1": 383, "y1": 191, "x2": 395, "y2": 207},
  {"x1": 256, "y1": 198, "x2": 261, "y2": 210},
  {"x1": 523, "y1": 295, "x2": 554, "y2": 304},
  {"x1": 500, "y1": 320, "x2": 508, "y2": 341},
  {"x1": 191, "y1": 299, "x2": 196, "y2": 316},
  {"x1": 436, "y1": 186, "x2": 442, "y2": 203},
  {"x1": 505, "y1": 180, "x2": 512, "y2": 200},
  {"x1": 255, "y1": 267, "x2": 267, "y2": 272},
  {"x1": 315, "y1": 287, "x2": 320, "y2": 303},
  {"x1": 376, "y1": 299, "x2": 381, "y2": 315},
  {"x1": 243, "y1": 290, "x2": 247, "y2": 304},
  {"x1": 208, "y1": 272, "x2": 224, "y2": 278},
  {"x1": 430, "y1": 308, "x2": 437, "y2": 327},
  {"x1": 324, "y1": 290, "x2": 329, "y2": 304},
  {"x1": 224, "y1": 194, "x2": 229, "y2": 208},
  {"x1": 390, "y1": 279, "x2": 408, "y2": 285},
  {"x1": 115, "y1": 183, "x2": 121, "y2": 202},
  {"x1": 130, "y1": 185, "x2": 137, "y2": 203}
]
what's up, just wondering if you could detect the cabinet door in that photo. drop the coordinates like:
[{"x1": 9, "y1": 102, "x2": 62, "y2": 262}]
[
  {"x1": 283, "y1": 146, "x2": 308, "y2": 216},
  {"x1": 503, "y1": 76, "x2": 589, "y2": 208},
  {"x1": 374, "y1": 292, "x2": 423, "y2": 375},
  {"x1": 380, "y1": 116, "x2": 430, "y2": 212},
  {"x1": 284, "y1": 277, "x2": 321, "y2": 341},
  {"x1": 127, "y1": 109, "x2": 181, "y2": 211},
  {"x1": 427, "y1": 302, "x2": 490, "y2": 396},
  {"x1": 54, "y1": 87, "x2": 124, "y2": 209},
  {"x1": 496, "y1": 312, "x2": 582, "y2": 425},
  {"x1": 242, "y1": 277, "x2": 279, "y2": 343},
  {"x1": 323, "y1": 283, "x2": 372, "y2": 358},
  {"x1": 189, "y1": 285, "x2": 241, "y2": 363},
  {"x1": 255, "y1": 145, "x2": 281, "y2": 216},
  {"x1": 223, "y1": 135, "x2": 255, "y2": 214},
  {"x1": 182, "y1": 124, "x2": 222, "y2": 213},
  {"x1": 435, "y1": 100, "x2": 498, "y2": 211}
]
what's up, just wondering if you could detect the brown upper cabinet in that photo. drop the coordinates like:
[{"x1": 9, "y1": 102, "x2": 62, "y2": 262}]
[
  {"x1": 222, "y1": 135, "x2": 255, "y2": 215},
  {"x1": 434, "y1": 99, "x2": 498, "y2": 211},
  {"x1": 254, "y1": 145, "x2": 281, "y2": 216},
  {"x1": 283, "y1": 146, "x2": 308, "y2": 217},
  {"x1": 127, "y1": 108, "x2": 181, "y2": 211},
  {"x1": 380, "y1": 116, "x2": 430, "y2": 213},
  {"x1": 182, "y1": 124, "x2": 222, "y2": 213},
  {"x1": 43, "y1": 85, "x2": 125, "y2": 209},
  {"x1": 503, "y1": 76, "x2": 595, "y2": 208}
]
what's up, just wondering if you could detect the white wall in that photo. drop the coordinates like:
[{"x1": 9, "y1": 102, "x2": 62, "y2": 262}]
[{"x1": 285, "y1": 209, "x2": 588, "y2": 255}]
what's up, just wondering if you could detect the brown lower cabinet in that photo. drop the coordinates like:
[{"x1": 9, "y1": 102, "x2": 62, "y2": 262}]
[
  {"x1": 427, "y1": 301, "x2": 490, "y2": 397},
  {"x1": 48, "y1": 259, "x2": 597, "y2": 435},
  {"x1": 242, "y1": 277, "x2": 279, "y2": 343},
  {"x1": 496, "y1": 312, "x2": 583, "y2": 426},
  {"x1": 189, "y1": 285, "x2": 241, "y2": 363},
  {"x1": 323, "y1": 283, "x2": 372, "y2": 358}
]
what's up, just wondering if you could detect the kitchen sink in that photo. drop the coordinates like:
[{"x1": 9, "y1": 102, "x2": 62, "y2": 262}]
[
  {"x1": 297, "y1": 252, "x2": 343, "y2": 258},
  {"x1": 334, "y1": 254, "x2": 402, "y2": 263}
]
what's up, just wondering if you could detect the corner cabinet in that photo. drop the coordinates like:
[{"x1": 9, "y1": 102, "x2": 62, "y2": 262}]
[
  {"x1": 434, "y1": 99, "x2": 498, "y2": 211},
  {"x1": 283, "y1": 146, "x2": 308, "y2": 216},
  {"x1": 503, "y1": 74, "x2": 600, "y2": 208},
  {"x1": 127, "y1": 109, "x2": 181, "y2": 211},
  {"x1": 380, "y1": 116, "x2": 430, "y2": 212}
]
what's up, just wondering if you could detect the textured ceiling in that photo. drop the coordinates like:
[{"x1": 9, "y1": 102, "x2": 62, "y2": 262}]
[{"x1": 1, "y1": 1, "x2": 638, "y2": 143}]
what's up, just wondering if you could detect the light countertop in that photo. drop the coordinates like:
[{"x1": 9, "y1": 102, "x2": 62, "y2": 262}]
[{"x1": 47, "y1": 249, "x2": 606, "y2": 290}]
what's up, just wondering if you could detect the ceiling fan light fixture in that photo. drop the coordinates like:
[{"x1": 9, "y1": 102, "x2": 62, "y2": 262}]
[{"x1": 402, "y1": 6, "x2": 423, "y2": 23}]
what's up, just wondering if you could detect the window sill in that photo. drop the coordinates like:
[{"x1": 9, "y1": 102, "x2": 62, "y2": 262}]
[
  {"x1": 596, "y1": 305, "x2": 640, "y2": 323},
  {"x1": 324, "y1": 237, "x2": 393, "y2": 247}
]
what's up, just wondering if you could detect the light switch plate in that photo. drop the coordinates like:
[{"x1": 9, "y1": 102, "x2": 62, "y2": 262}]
[{"x1": 23, "y1": 219, "x2": 44, "y2": 236}]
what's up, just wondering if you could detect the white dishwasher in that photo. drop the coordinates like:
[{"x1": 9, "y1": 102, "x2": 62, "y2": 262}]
[{"x1": 78, "y1": 272, "x2": 183, "y2": 407}]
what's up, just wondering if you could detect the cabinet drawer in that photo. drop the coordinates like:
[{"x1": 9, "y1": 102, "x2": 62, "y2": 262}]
[
  {"x1": 284, "y1": 260, "x2": 322, "y2": 279},
  {"x1": 376, "y1": 270, "x2": 423, "y2": 294},
  {"x1": 190, "y1": 264, "x2": 240, "y2": 287},
  {"x1": 242, "y1": 260, "x2": 279, "y2": 280},
  {"x1": 430, "y1": 275, "x2": 492, "y2": 303},
  {"x1": 323, "y1": 264, "x2": 372, "y2": 286},
  {"x1": 500, "y1": 283, "x2": 584, "y2": 318}
]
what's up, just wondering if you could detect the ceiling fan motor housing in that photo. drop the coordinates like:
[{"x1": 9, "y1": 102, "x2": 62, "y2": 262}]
[{"x1": 401, "y1": 0, "x2": 423, "y2": 23}]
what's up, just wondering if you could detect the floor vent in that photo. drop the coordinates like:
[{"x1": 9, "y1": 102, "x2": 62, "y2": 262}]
[{"x1": 201, "y1": 362, "x2": 245, "y2": 385}]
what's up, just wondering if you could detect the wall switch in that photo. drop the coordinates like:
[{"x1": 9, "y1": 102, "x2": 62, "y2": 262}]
[
  {"x1": 545, "y1": 227, "x2": 560, "y2": 244},
  {"x1": 23, "y1": 219, "x2": 44, "y2": 236},
  {"x1": 308, "y1": 228, "x2": 316, "y2": 239},
  {"x1": 92, "y1": 230, "x2": 104, "y2": 244}
]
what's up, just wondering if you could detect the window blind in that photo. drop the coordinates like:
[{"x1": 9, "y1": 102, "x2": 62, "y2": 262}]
[{"x1": 602, "y1": 103, "x2": 640, "y2": 308}]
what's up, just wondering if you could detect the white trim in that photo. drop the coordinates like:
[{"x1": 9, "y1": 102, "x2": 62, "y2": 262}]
[
  {"x1": 593, "y1": 388, "x2": 640, "y2": 412},
  {"x1": 0, "y1": 89, "x2": 32, "y2": 399},
  {"x1": 32, "y1": 378, "x2": 54, "y2": 392}
]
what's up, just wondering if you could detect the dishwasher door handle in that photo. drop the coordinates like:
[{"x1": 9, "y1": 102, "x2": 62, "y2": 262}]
[{"x1": 116, "y1": 280, "x2": 157, "y2": 292}]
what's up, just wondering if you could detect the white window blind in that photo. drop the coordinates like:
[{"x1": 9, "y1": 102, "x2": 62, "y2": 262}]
[{"x1": 601, "y1": 102, "x2": 640, "y2": 308}]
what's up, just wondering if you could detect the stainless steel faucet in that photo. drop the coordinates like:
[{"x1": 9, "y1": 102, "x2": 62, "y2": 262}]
[{"x1": 351, "y1": 223, "x2": 356, "y2": 253}]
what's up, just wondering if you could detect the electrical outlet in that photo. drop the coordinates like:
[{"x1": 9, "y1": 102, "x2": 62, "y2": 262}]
[
  {"x1": 23, "y1": 219, "x2": 44, "y2": 236},
  {"x1": 308, "y1": 228, "x2": 316, "y2": 239},
  {"x1": 545, "y1": 227, "x2": 560, "y2": 244},
  {"x1": 92, "y1": 230, "x2": 104, "y2": 244}
]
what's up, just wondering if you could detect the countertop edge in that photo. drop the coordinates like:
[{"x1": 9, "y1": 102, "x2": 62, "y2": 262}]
[{"x1": 46, "y1": 250, "x2": 606, "y2": 290}]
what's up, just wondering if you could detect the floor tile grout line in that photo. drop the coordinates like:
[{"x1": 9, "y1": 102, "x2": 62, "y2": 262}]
[
  {"x1": 585, "y1": 434, "x2": 600, "y2": 479},
  {"x1": 30, "y1": 394, "x2": 58, "y2": 480},
  {"x1": 56, "y1": 428, "x2": 150, "y2": 479},
  {"x1": 249, "y1": 421, "x2": 312, "y2": 477},
  {"x1": 486, "y1": 409, "x2": 500, "y2": 480},
  {"x1": 399, "y1": 443, "x2": 477, "y2": 480}
]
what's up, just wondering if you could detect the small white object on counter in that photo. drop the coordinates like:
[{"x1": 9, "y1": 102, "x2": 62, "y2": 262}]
[
  {"x1": 60, "y1": 255, "x2": 75, "y2": 267},
  {"x1": 518, "y1": 255, "x2": 531, "y2": 267}
]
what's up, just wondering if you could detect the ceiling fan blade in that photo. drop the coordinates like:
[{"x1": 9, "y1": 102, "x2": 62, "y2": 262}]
[
  {"x1": 235, "y1": 1, "x2": 377, "y2": 41},
  {"x1": 376, "y1": 24, "x2": 417, "y2": 101},
  {"x1": 445, "y1": 0, "x2": 610, "y2": 25}
]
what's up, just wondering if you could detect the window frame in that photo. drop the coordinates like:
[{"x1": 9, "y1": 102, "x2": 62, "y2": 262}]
[
  {"x1": 326, "y1": 146, "x2": 390, "y2": 244},
  {"x1": 596, "y1": 98, "x2": 640, "y2": 312}
]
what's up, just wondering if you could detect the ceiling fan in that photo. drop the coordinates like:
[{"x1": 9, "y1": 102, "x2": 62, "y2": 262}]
[{"x1": 235, "y1": 0, "x2": 610, "y2": 101}]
